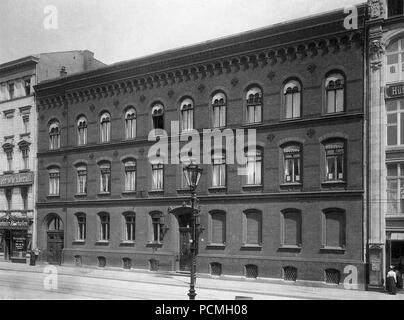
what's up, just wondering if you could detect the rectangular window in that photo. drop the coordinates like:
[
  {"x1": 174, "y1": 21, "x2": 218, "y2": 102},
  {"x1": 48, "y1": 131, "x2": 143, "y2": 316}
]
[
  {"x1": 245, "y1": 211, "x2": 262, "y2": 245},
  {"x1": 325, "y1": 143, "x2": 345, "y2": 182},
  {"x1": 152, "y1": 217, "x2": 163, "y2": 243},
  {"x1": 24, "y1": 79, "x2": 31, "y2": 95},
  {"x1": 100, "y1": 215, "x2": 110, "y2": 241},
  {"x1": 23, "y1": 116, "x2": 29, "y2": 134},
  {"x1": 211, "y1": 212, "x2": 226, "y2": 244},
  {"x1": 213, "y1": 106, "x2": 226, "y2": 128},
  {"x1": 283, "y1": 146, "x2": 301, "y2": 184},
  {"x1": 22, "y1": 149, "x2": 29, "y2": 170},
  {"x1": 125, "y1": 162, "x2": 136, "y2": 191},
  {"x1": 77, "y1": 169, "x2": 87, "y2": 194},
  {"x1": 8, "y1": 83, "x2": 14, "y2": 99},
  {"x1": 323, "y1": 211, "x2": 346, "y2": 249},
  {"x1": 77, "y1": 216, "x2": 86, "y2": 240},
  {"x1": 387, "y1": 99, "x2": 404, "y2": 146},
  {"x1": 151, "y1": 163, "x2": 164, "y2": 190},
  {"x1": 387, "y1": 163, "x2": 404, "y2": 216},
  {"x1": 6, "y1": 150, "x2": 13, "y2": 172},
  {"x1": 212, "y1": 152, "x2": 226, "y2": 187},
  {"x1": 125, "y1": 215, "x2": 135, "y2": 241},
  {"x1": 246, "y1": 150, "x2": 262, "y2": 185},
  {"x1": 100, "y1": 165, "x2": 111, "y2": 193},
  {"x1": 21, "y1": 187, "x2": 28, "y2": 211},
  {"x1": 5, "y1": 188, "x2": 12, "y2": 211},
  {"x1": 49, "y1": 171, "x2": 60, "y2": 196},
  {"x1": 282, "y1": 211, "x2": 302, "y2": 247}
]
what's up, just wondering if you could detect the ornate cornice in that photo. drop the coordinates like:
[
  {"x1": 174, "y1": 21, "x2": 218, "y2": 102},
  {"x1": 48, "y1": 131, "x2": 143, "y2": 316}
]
[{"x1": 36, "y1": 31, "x2": 364, "y2": 110}]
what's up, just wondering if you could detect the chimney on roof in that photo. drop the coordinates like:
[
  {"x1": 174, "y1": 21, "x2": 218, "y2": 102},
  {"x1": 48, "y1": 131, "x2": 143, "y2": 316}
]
[{"x1": 60, "y1": 66, "x2": 67, "y2": 77}]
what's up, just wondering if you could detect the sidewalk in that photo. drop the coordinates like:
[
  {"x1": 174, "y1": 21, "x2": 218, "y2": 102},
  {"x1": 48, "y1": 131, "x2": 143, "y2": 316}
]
[{"x1": 0, "y1": 260, "x2": 401, "y2": 300}]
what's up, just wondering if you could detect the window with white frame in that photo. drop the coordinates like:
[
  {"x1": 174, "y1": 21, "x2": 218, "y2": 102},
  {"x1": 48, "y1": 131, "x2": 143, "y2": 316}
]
[
  {"x1": 100, "y1": 112, "x2": 111, "y2": 142},
  {"x1": 124, "y1": 213, "x2": 136, "y2": 241},
  {"x1": 325, "y1": 73, "x2": 345, "y2": 113},
  {"x1": 212, "y1": 92, "x2": 227, "y2": 128},
  {"x1": 98, "y1": 212, "x2": 110, "y2": 241},
  {"x1": 77, "y1": 116, "x2": 87, "y2": 146},
  {"x1": 386, "y1": 38, "x2": 404, "y2": 83},
  {"x1": 125, "y1": 107, "x2": 137, "y2": 139},
  {"x1": 244, "y1": 210, "x2": 262, "y2": 246},
  {"x1": 212, "y1": 150, "x2": 226, "y2": 187},
  {"x1": 283, "y1": 145, "x2": 301, "y2": 184},
  {"x1": 283, "y1": 80, "x2": 301, "y2": 119},
  {"x1": 76, "y1": 213, "x2": 86, "y2": 241},
  {"x1": 151, "y1": 161, "x2": 164, "y2": 190},
  {"x1": 49, "y1": 121, "x2": 60, "y2": 150},
  {"x1": 76, "y1": 164, "x2": 87, "y2": 194},
  {"x1": 324, "y1": 141, "x2": 345, "y2": 182},
  {"x1": 180, "y1": 98, "x2": 194, "y2": 131},
  {"x1": 152, "y1": 104, "x2": 164, "y2": 130},
  {"x1": 48, "y1": 167, "x2": 60, "y2": 196},
  {"x1": 387, "y1": 163, "x2": 404, "y2": 216},
  {"x1": 124, "y1": 159, "x2": 136, "y2": 192},
  {"x1": 245, "y1": 148, "x2": 262, "y2": 185},
  {"x1": 246, "y1": 87, "x2": 262, "y2": 124},
  {"x1": 387, "y1": 99, "x2": 404, "y2": 146},
  {"x1": 99, "y1": 162, "x2": 111, "y2": 193}
]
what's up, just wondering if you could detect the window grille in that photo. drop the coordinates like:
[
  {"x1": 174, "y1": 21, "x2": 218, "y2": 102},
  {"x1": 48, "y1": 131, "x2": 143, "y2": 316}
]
[
  {"x1": 123, "y1": 257, "x2": 132, "y2": 270},
  {"x1": 74, "y1": 255, "x2": 82, "y2": 267},
  {"x1": 325, "y1": 269, "x2": 340, "y2": 285},
  {"x1": 283, "y1": 266, "x2": 298, "y2": 282},
  {"x1": 97, "y1": 256, "x2": 106, "y2": 268},
  {"x1": 150, "y1": 259, "x2": 159, "y2": 272},
  {"x1": 210, "y1": 263, "x2": 222, "y2": 276},
  {"x1": 245, "y1": 264, "x2": 258, "y2": 279}
]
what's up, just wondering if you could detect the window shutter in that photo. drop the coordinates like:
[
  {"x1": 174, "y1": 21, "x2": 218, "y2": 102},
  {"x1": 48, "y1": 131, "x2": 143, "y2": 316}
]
[
  {"x1": 246, "y1": 212, "x2": 261, "y2": 244},
  {"x1": 283, "y1": 212, "x2": 301, "y2": 246},
  {"x1": 325, "y1": 212, "x2": 345, "y2": 247},
  {"x1": 211, "y1": 213, "x2": 225, "y2": 244}
]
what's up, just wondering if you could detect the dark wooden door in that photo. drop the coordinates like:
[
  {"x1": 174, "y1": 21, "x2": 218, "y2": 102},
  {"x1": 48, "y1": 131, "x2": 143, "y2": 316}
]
[
  {"x1": 47, "y1": 232, "x2": 64, "y2": 265},
  {"x1": 179, "y1": 227, "x2": 191, "y2": 271}
]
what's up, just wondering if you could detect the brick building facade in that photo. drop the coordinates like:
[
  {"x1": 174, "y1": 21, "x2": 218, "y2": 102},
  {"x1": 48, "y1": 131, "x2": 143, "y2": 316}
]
[{"x1": 34, "y1": 7, "x2": 367, "y2": 288}]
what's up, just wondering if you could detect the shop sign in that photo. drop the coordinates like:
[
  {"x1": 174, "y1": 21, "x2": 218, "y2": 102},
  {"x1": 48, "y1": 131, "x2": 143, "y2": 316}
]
[
  {"x1": 0, "y1": 220, "x2": 28, "y2": 229},
  {"x1": 0, "y1": 172, "x2": 34, "y2": 187},
  {"x1": 386, "y1": 82, "x2": 404, "y2": 99},
  {"x1": 14, "y1": 237, "x2": 25, "y2": 251}
]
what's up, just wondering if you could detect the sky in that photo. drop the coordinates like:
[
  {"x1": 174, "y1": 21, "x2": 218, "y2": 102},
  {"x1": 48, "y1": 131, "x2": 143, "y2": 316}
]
[{"x1": 0, "y1": 0, "x2": 365, "y2": 65}]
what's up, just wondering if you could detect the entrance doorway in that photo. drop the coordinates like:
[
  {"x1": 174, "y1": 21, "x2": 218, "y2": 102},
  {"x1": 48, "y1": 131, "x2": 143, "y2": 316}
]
[
  {"x1": 46, "y1": 216, "x2": 64, "y2": 265},
  {"x1": 178, "y1": 214, "x2": 192, "y2": 272}
]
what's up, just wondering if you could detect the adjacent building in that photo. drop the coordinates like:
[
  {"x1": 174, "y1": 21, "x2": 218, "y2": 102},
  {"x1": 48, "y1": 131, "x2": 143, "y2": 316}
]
[
  {"x1": 34, "y1": 7, "x2": 368, "y2": 288},
  {"x1": 367, "y1": 0, "x2": 404, "y2": 289},
  {"x1": 0, "y1": 51, "x2": 105, "y2": 263}
]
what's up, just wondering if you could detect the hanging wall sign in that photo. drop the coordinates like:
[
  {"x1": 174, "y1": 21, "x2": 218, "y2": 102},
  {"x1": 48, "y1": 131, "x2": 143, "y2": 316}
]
[{"x1": 386, "y1": 82, "x2": 404, "y2": 99}]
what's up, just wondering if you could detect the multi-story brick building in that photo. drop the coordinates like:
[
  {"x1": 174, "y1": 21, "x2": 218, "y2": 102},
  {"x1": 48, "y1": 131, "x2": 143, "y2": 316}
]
[
  {"x1": 34, "y1": 6, "x2": 367, "y2": 288},
  {"x1": 0, "y1": 51, "x2": 105, "y2": 263},
  {"x1": 367, "y1": 0, "x2": 404, "y2": 289}
]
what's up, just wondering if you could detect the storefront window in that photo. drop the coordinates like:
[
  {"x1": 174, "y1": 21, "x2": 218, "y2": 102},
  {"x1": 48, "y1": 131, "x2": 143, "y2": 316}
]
[
  {"x1": 386, "y1": 99, "x2": 404, "y2": 146},
  {"x1": 387, "y1": 163, "x2": 404, "y2": 216}
]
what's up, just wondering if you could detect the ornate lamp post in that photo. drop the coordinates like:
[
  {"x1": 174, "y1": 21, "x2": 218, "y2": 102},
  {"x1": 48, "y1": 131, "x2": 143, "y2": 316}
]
[{"x1": 183, "y1": 162, "x2": 203, "y2": 300}]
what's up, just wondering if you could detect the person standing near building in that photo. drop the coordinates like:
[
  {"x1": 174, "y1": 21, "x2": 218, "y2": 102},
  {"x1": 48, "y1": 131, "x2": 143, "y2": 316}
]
[{"x1": 386, "y1": 266, "x2": 397, "y2": 295}]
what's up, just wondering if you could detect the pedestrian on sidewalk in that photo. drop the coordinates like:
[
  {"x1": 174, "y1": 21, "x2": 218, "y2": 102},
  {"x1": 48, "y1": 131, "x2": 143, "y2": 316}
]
[{"x1": 386, "y1": 266, "x2": 397, "y2": 295}]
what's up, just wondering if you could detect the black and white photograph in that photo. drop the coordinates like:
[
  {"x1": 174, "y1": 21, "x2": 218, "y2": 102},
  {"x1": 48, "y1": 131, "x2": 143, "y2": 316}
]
[{"x1": 0, "y1": 0, "x2": 403, "y2": 306}]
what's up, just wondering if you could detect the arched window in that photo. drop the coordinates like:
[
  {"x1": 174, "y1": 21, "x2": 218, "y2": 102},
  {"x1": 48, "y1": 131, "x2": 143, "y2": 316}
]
[
  {"x1": 386, "y1": 37, "x2": 404, "y2": 83},
  {"x1": 245, "y1": 148, "x2": 262, "y2": 185},
  {"x1": 152, "y1": 103, "x2": 164, "y2": 130},
  {"x1": 246, "y1": 87, "x2": 262, "y2": 124},
  {"x1": 76, "y1": 164, "x2": 87, "y2": 194},
  {"x1": 150, "y1": 212, "x2": 164, "y2": 243},
  {"x1": 75, "y1": 213, "x2": 86, "y2": 241},
  {"x1": 99, "y1": 161, "x2": 111, "y2": 193},
  {"x1": 98, "y1": 212, "x2": 110, "y2": 241},
  {"x1": 100, "y1": 112, "x2": 111, "y2": 142},
  {"x1": 48, "y1": 167, "x2": 60, "y2": 196},
  {"x1": 212, "y1": 92, "x2": 227, "y2": 128},
  {"x1": 124, "y1": 159, "x2": 136, "y2": 192},
  {"x1": 283, "y1": 144, "x2": 302, "y2": 184},
  {"x1": 77, "y1": 116, "x2": 87, "y2": 146},
  {"x1": 151, "y1": 159, "x2": 164, "y2": 191},
  {"x1": 212, "y1": 150, "x2": 226, "y2": 187},
  {"x1": 180, "y1": 98, "x2": 194, "y2": 131},
  {"x1": 325, "y1": 73, "x2": 345, "y2": 113},
  {"x1": 49, "y1": 120, "x2": 60, "y2": 150},
  {"x1": 283, "y1": 80, "x2": 301, "y2": 119},
  {"x1": 47, "y1": 216, "x2": 63, "y2": 231},
  {"x1": 125, "y1": 107, "x2": 137, "y2": 139},
  {"x1": 123, "y1": 212, "x2": 136, "y2": 241}
]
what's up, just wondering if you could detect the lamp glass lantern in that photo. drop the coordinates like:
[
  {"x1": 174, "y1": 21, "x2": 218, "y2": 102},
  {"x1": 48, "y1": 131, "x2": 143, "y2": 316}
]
[{"x1": 183, "y1": 163, "x2": 203, "y2": 190}]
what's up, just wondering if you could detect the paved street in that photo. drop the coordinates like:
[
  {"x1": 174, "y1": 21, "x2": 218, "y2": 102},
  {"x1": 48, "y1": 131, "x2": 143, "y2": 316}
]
[{"x1": 0, "y1": 261, "x2": 401, "y2": 300}]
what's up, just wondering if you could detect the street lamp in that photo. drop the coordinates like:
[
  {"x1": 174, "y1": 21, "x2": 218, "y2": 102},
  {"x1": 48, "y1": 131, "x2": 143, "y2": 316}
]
[{"x1": 183, "y1": 162, "x2": 203, "y2": 300}]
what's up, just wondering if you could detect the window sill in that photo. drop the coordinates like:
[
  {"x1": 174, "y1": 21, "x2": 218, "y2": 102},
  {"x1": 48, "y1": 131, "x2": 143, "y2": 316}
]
[
  {"x1": 242, "y1": 185, "x2": 263, "y2": 192},
  {"x1": 74, "y1": 193, "x2": 87, "y2": 198},
  {"x1": 97, "y1": 192, "x2": 111, "y2": 197},
  {"x1": 120, "y1": 241, "x2": 135, "y2": 247},
  {"x1": 46, "y1": 195, "x2": 60, "y2": 199},
  {"x1": 146, "y1": 242, "x2": 163, "y2": 248},
  {"x1": 208, "y1": 187, "x2": 227, "y2": 193},
  {"x1": 72, "y1": 240, "x2": 86, "y2": 245},
  {"x1": 122, "y1": 191, "x2": 137, "y2": 196},
  {"x1": 177, "y1": 188, "x2": 192, "y2": 194},
  {"x1": 278, "y1": 245, "x2": 302, "y2": 251},
  {"x1": 95, "y1": 241, "x2": 110, "y2": 246},
  {"x1": 3, "y1": 171, "x2": 14, "y2": 175},
  {"x1": 321, "y1": 181, "x2": 346, "y2": 188},
  {"x1": 206, "y1": 243, "x2": 226, "y2": 249},
  {"x1": 241, "y1": 244, "x2": 262, "y2": 250},
  {"x1": 20, "y1": 133, "x2": 31, "y2": 138},
  {"x1": 18, "y1": 169, "x2": 30, "y2": 173},
  {"x1": 148, "y1": 190, "x2": 164, "y2": 196},
  {"x1": 320, "y1": 246, "x2": 346, "y2": 252}
]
